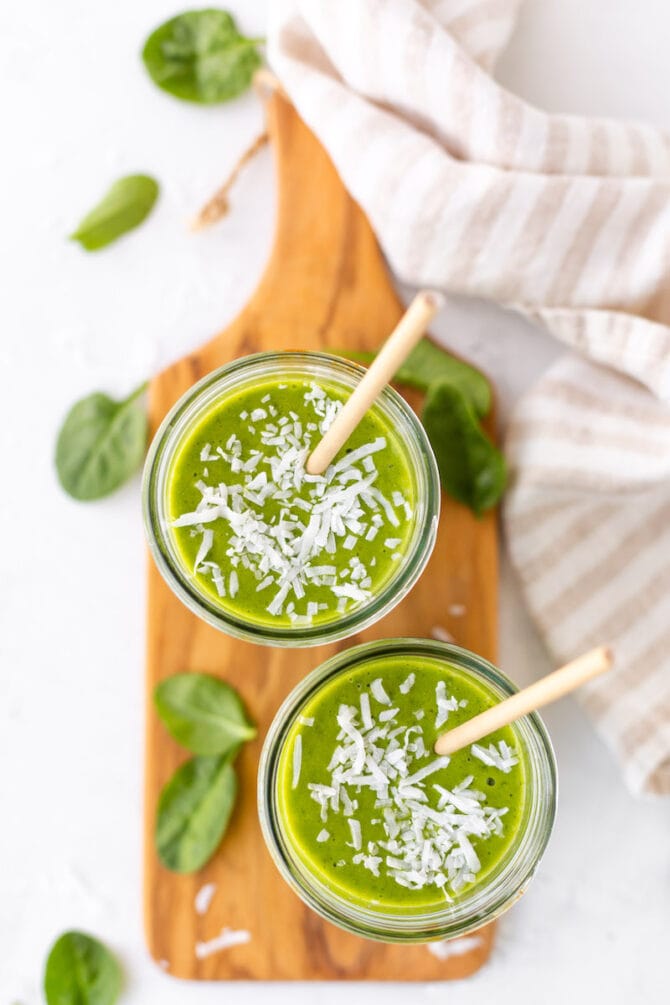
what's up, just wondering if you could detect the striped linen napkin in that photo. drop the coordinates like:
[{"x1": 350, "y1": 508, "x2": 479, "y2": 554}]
[{"x1": 268, "y1": 0, "x2": 670, "y2": 796}]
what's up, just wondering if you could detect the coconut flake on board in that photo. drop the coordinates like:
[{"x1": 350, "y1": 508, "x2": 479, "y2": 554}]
[
  {"x1": 428, "y1": 933, "x2": 484, "y2": 960},
  {"x1": 195, "y1": 927, "x2": 251, "y2": 960},
  {"x1": 431, "y1": 625, "x2": 455, "y2": 643},
  {"x1": 194, "y1": 882, "x2": 217, "y2": 916},
  {"x1": 447, "y1": 603, "x2": 467, "y2": 617}
]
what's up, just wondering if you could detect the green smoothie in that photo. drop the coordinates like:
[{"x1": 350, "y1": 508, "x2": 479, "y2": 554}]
[
  {"x1": 167, "y1": 377, "x2": 417, "y2": 629},
  {"x1": 276, "y1": 655, "x2": 526, "y2": 911}
]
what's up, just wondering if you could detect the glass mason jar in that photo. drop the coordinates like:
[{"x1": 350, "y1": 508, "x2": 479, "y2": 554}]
[
  {"x1": 258, "y1": 638, "x2": 557, "y2": 943},
  {"x1": 143, "y1": 352, "x2": 440, "y2": 647}
]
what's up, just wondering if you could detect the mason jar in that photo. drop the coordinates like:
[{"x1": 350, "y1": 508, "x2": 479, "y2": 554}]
[
  {"x1": 143, "y1": 352, "x2": 440, "y2": 647},
  {"x1": 258, "y1": 638, "x2": 557, "y2": 942}
]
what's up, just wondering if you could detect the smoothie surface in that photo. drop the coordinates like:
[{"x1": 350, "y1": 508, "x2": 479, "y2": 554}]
[
  {"x1": 277, "y1": 655, "x2": 526, "y2": 912},
  {"x1": 167, "y1": 376, "x2": 417, "y2": 630}
]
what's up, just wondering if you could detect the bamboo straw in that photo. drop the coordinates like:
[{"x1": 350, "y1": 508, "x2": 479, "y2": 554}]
[
  {"x1": 305, "y1": 289, "x2": 444, "y2": 475},
  {"x1": 434, "y1": 646, "x2": 613, "y2": 756}
]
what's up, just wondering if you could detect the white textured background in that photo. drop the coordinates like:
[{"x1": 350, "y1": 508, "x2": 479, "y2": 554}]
[{"x1": 1, "y1": 2, "x2": 669, "y2": 1003}]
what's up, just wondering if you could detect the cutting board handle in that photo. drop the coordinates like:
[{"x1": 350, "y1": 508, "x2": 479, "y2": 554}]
[
  {"x1": 145, "y1": 85, "x2": 498, "y2": 983},
  {"x1": 245, "y1": 89, "x2": 400, "y2": 341}
]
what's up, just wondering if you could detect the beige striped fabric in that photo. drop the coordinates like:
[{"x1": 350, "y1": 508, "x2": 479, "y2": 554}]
[{"x1": 269, "y1": 0, "x2": 670, "y2": 796}]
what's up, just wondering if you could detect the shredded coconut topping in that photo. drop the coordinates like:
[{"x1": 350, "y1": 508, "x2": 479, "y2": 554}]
[
  {"x1": 173, "y1": 382, "x2": 410, "y2": 624},
  {"x1": 471, "y1": 740, "x2": 519, "y2": 773},
  {"x1": 302, "y1": 678, "x2": 517, "y2": 896},
  {"x1": 399, "y1": 672, "x2": 416, "y2": 694},
  {"x1": 435, "y1": 680, "x2": 459, "y2": 729}
]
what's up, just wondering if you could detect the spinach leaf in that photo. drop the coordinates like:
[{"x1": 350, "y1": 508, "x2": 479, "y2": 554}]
[
  {"x1": 338, "y1": 338, "x2": 504, "y2": 513},
  {"x1": 422, "y1": 379, "x2": 506, "y2": 516},
  {"x1": 55, "y1": 383, "x2": 148, "y2": 501},
  {"x1": 156, "y1": 754, "x2": 237, "y2": 872},
  {"x1": 340, "y1": 338, "x2": 491, "y2": 417},
  {"x1": 44, "y1": 931, "x2": 121, "y2": 1005},
  {"x1": 155, "y1": 672, "x2": 256, "y2": 756},
  {"x1": 142, "y1": 9, "x2": 263, "y2": 104},
  {"x1": 70, "y1": 175, "x2": 159, "y2": 251}
]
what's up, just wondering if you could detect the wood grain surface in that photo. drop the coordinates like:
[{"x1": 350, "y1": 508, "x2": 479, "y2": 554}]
[{"x1": 144, "y1": 90, "x2": 498, "y2": 980}]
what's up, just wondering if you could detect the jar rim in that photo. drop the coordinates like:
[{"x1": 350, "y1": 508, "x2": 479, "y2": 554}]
[
  {"x1": 142, "y1": 351, "x2": 440, "y2": 647},
  {"x1": 258, "y1": 638, "x2": 558, "y2": 942}
]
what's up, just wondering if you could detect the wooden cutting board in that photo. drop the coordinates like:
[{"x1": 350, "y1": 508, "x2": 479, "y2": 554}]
[{"x1": 144, "y1": 88, "x2": 498, "y2": 980}]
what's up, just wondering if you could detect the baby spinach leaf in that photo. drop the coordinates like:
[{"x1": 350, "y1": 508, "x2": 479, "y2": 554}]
[
  {"x1": 70, "y1": 175, "x2": 159, "y2": 251},
  {"x1": 422, "y1": 379, "x2": 506, "y2": 516},
  {"x1": 156, "y1": 754, "x2": 237, "y2": 873},
  {"x1": 155, "y1": 672, "x2": 256, "y2": 756},
  {"x1": 338, "y1": 340, "x2": 503, "y2": 513},
  {"x1": 44, "y1": 931, "x2": 121, "y2": 1005},
  {"x1": 340, "y1": 338, "x2": 491, "y2": 417},
  {"x1": 142, "y1": 9, "x2": 263, "y2": 104},
  {"x1": 55, "y1": 383, "x2": 148, "y2": 501}
]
